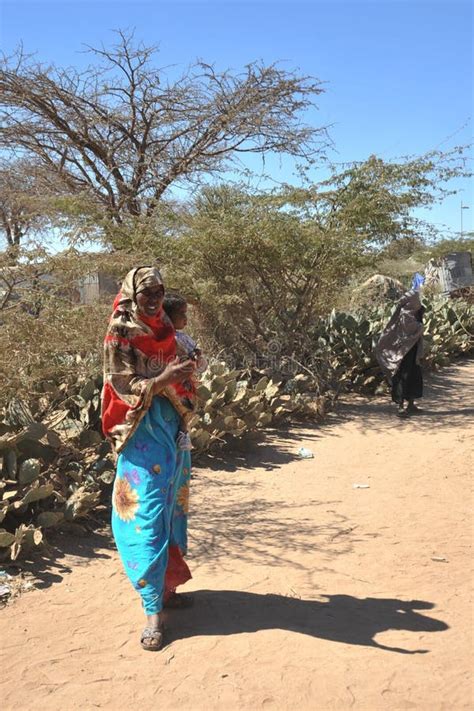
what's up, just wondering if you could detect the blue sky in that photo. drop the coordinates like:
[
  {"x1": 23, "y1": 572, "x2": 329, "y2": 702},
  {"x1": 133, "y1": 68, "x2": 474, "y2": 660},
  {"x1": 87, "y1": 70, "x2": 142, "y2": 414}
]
[{"x1": 1, "y1": 0, "x2": 472, "y2": 238}]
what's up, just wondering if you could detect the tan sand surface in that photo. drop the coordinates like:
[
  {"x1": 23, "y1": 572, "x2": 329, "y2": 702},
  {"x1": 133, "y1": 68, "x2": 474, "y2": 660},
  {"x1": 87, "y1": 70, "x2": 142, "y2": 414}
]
[{"x1": 1, "y1": 361, "x2": 473, "y2": 711}]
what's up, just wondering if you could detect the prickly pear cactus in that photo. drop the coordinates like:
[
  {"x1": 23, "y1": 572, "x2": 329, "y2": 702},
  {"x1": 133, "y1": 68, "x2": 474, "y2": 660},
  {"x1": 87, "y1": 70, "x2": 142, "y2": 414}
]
[{"x1": 0, "y1": 294, "x2": 471, "y2": 562}]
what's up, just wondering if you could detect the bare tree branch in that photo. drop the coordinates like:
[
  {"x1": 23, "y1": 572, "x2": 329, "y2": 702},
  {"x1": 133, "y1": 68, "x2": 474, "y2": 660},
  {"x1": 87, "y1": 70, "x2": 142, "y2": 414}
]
[{"x1": 0, "y1": 33, "x2": 328, "y2": 223}]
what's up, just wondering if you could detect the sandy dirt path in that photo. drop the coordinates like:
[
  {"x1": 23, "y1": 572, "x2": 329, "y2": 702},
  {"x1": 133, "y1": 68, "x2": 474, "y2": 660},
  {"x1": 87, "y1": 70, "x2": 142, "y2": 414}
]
[{"x1": 1, "y1": 361, "x2": 473, "y2": 711}]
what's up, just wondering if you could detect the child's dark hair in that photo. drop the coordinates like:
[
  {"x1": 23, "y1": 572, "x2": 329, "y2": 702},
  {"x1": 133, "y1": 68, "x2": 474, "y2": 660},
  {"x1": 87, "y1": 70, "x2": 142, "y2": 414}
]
[{"x1": 163, "y1": 293, "x2": 187, "y2": 319}]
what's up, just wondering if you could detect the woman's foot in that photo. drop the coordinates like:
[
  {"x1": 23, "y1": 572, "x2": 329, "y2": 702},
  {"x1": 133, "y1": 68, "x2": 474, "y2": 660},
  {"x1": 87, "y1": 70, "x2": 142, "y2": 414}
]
[
  {"x1": 141, "y1": 612, "x2": 164, "y2": 651},
  {"x1": 406, "y1": 402, "x2": 423, "y2": 414},
  {"x1": 140, "y1": 625, "x2": 164, "y2": 651},
  {"x1": 163, "y1": 592, "x2": 194, "y2": 609},
  {"x1": 397, "y1": 402, "x2": 408, "y2": 417}
]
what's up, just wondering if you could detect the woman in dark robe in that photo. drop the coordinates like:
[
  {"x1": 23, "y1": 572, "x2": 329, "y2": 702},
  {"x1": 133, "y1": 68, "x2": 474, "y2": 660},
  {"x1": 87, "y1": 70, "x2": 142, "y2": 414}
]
[{"x1": 376, "y1": 291, "x2": 424, "y2": 418}]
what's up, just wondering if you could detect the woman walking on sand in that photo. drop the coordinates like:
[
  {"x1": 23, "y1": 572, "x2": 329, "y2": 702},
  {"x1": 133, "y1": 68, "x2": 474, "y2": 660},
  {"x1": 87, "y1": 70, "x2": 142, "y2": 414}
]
[
  {"x1": 376, "y1": 290, "x2": 424, "y2": 418},
  {"x1": 101, "y1": 266, "x2": 196, "y2": 651}
]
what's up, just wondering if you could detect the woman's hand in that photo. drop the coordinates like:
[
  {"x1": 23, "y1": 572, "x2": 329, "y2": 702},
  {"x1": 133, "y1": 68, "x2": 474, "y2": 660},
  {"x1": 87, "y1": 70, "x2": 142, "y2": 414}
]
[{"x1": 153, "y1": 357, "x2": 195, "y2": 392}]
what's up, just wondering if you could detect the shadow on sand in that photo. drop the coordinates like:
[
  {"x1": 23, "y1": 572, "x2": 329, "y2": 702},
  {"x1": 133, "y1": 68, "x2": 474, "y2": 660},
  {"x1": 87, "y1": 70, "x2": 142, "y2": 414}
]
[
  {"x1": 327, "y1": 359, "x2": 474, "y2": 436},
  {"x1": 6, "y1": 530, "x2": 114, "y2": 591},
  {"x1": 166, "y1": 590, "x2": 448, "y2": 655},
  {"x1": 193, "y1": 360, "x2": 474, "y2": 471}
]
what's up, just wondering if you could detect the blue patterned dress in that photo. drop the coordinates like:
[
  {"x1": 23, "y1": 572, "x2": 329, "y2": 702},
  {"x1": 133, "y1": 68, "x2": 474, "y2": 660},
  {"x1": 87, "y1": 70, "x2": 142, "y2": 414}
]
[{"x1": 111, "y1": 396, "x2": 191, "y2": 615}]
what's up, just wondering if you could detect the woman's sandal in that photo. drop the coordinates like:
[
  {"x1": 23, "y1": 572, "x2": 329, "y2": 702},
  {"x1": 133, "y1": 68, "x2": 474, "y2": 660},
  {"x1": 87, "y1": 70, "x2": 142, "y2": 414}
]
[
  {"x1": 140, "y1": 626, "x2": 164, "y2": 651},
  {"x1": 163, "y1": 592, "x2": 194, "y2": 609}
]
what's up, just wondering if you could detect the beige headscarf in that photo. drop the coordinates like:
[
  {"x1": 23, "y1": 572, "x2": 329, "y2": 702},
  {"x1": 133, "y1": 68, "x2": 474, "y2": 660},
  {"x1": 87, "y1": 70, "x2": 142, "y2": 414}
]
[
  {"x1": 117, "y1": 266, "x2": 164, "y2": 310},
  {"x1": 375, "y1": 291, "x2": 424, "y2": 376},
  {"x1": 102, "y1": 266, "x2": 191, "y2": 452}
]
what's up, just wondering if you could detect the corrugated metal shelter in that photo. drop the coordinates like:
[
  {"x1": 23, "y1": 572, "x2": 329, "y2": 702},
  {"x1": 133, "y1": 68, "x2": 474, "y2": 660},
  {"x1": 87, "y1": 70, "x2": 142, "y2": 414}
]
[
  {"x1": 425, "y1": 252, "x2": 473, "y2": 295},
  {"x1": 78, "y1": 271, "x2": 118, "y2": 304}
]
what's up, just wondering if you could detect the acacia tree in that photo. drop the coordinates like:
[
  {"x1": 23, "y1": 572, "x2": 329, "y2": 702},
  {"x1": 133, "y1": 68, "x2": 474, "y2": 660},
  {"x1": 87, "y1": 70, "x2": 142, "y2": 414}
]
[
  {"x1": 280, "y1": 150, "x2": 471, "y2": 245},
  {"x1": 167, "y1": 185, "x2": 370, "y2": 358},
  {"x1": 164, "y1": 149, "x2": 471, "y2": 359},
  {"x1": 0, "y1": 32, "x2": 327, "y2": 225}
]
